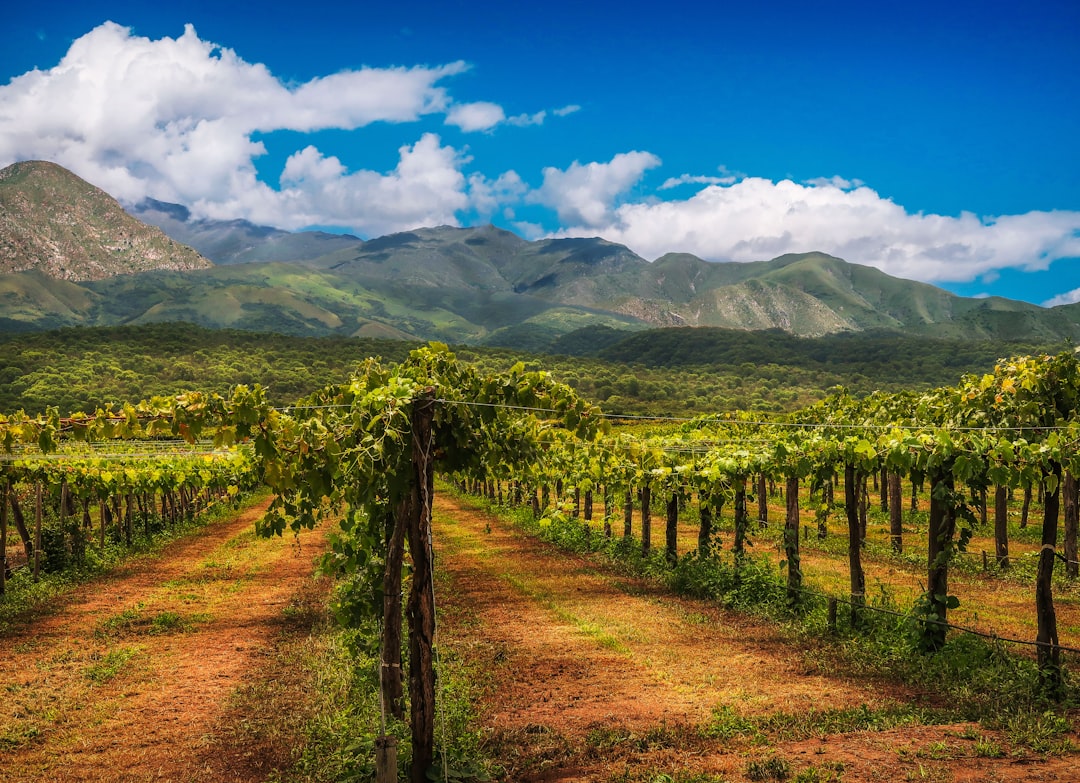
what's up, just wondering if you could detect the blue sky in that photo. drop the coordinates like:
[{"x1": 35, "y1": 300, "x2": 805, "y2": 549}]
[{"x1": 3, "y1": 0, "x2": 1079, "y2": 306}]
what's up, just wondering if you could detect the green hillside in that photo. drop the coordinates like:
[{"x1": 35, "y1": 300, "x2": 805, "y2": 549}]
[{"x1": 4, "y1": 161, "x2": 1080, "y2": 346}]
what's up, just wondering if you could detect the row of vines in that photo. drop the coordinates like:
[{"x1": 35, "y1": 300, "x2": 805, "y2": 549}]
[
  {"x1": 1, "y1": 446, "x2": 257, "y2": 592},
  {"x1": 2, "y1": 346, "x2": 1080, "y2": 780}
]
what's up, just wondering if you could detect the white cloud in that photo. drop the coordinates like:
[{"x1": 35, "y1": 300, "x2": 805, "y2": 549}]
[
  {"x1": 553, "y1": 104, "x2": 581, "y2": 117},
  {"x1": 468, "y1": 170, "x2": 527, "y2": 216},
  {"x1": 532, "y1": 151, "x2": 662, "y2": 227},
  {"x1": 803, "y1": 175, "x2": 864, "y2": 190},
  {"x1": 508, "y1": 110, "x2": 547, "y2": 127},
  {"x1": 445, "y1": 101, "x2": 505, "y2": 132},
  {"x1": 548, "y1": 172, "x2": 1080, "y2": 284},
  {"x1": 1043, "y1": 289, "x2": 1080, "y2": 308},
  {"x1": 0, "y1": 21, "x2": 481, "y2": 236},
  {"x1": 660, "y1": 173, "x2": 738, "y2": 190},
  {"x1": 249, "y1": 133, "x2": 469, "y2": 234}
]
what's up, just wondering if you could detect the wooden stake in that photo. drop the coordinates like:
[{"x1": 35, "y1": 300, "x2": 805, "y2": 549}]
[
  {"x1": 1, "y1": 481, "x2": 8, "y2": 594},
  {"x1": 34, "y1": 483, "x2": 42, "y2": 581}
]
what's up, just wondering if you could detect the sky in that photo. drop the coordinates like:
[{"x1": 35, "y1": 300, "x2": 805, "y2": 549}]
[{"x1": 2, "y1": 0, "x2": 1079, "y2": 306}]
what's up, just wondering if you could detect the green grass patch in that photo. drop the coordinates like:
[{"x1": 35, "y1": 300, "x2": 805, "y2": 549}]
[
  {"x1": 97, "y1": 604, "x2": 210, "y2": 637},
  {"x1": 84, "y1": 646, "x2": 140, "y2": 683}
]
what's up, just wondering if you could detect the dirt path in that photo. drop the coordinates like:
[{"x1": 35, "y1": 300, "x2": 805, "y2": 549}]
[
  {"x1": 0, "y1": 496, "x2": 330, "y2": 783},
  {"x1": 434, "y1": 493, "x2": 1080, "y2": 782}
]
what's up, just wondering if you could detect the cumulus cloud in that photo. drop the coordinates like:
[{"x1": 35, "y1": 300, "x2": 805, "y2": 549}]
[
  {"x1": 548, "y1": 172, "x2": 1080, "y2": 284},
  {"x1": 1043, "y1": 289, "x2": 1080, "y2": 308},
  {"x1": 240, "y1": 133, "x2": 470, "y2": 234},
  {"x1": 0, "y1": 21, "x2": 483, "y2": 235},
  {"x1": 532, "y1": 151, "x2": 662, "y2": 227},
  {"x1": 467, "y1": 170, "x2": 527, "y2": 216},
  {"x1": 445, "y1": 101, "x2": 505, "y2": 132}
]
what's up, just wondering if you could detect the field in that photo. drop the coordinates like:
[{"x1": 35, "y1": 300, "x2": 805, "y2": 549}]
[{"x1": 3, "y1": 330, "x2": 1080, "y2": 782}]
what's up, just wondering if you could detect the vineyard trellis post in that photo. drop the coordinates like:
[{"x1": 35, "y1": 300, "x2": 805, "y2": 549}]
[
  {"x1": 844, "y1": 464, "x2": 864, "y2": 626},
  {"x1": 784, "y1": 474, "x2": 801, "y2": 607},
  {"x1": 888, "y1": 472, "x2": 903, "y2": 553},
  {"x1": 406, "y1": 391, "x2": 437, "y2": 783},
  {"x1": 1036, "y1": 460, "x2": 1063, "y2": 698},
  {"x1": 994, "y1": 484, "x2": 1009, "y2": 569},
  {"x1": 698, "y1": 492, "x2": 713, "y2": 555},
  {"x1": 640, "y1": 484, "x2": 652, "y2": 556},
  {"x1": 923, "y1": 467, "x2": 956, "y2": 652},
  {"x1": 1063, "y1": 473, "x2": 1078, "y2": 580},
  {"x1": 0, "y1": 480, "x2": 7, "y2": 594},
  {"x1": 665, "y1": 493, "x2": 678, "y2": 565},
  {"x1": 382, "y1": 501, "x2": 407, "y2": 721}
]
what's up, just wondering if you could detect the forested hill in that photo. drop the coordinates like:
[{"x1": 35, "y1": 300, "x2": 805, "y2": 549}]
[
  {"x1": 4, "y1": 160, "x2": 1080, "y2": 346},
  {"x1": 552, "y1": 324, "x2": 1058, "y2": 381},
  {"x1": 0, "y1": 322, "x2": 1060, "y2": 418}
]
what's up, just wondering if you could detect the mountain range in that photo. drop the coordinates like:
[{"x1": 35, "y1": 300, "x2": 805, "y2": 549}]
[{"x1": 2, "y1": 159, "x2": 1079, "y2": 350}]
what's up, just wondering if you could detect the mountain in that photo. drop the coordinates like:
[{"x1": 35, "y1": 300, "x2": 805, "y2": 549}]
[
  {"x1": 0, "y1": 161, "x2": 211, "y2": 280},
  {"x1": 2, "y1": 160, "x2": 1080, "y2": 349},
  {"x1": 129, "y1": 198, "x2": 366, "y2": 265}
]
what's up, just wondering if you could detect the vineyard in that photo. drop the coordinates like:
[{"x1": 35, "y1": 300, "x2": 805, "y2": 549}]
[{"x1": 4, "y1": 345, "x2": 1080, "y2": 780}]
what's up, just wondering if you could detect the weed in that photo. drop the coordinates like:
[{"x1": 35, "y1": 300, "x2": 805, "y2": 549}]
[
  {"x1": 97, "y1": 606, "x2": 207, "y2": 637},
  {"x1": 792, "y1": 762, "x2": 844, "y2": 783},
  {"x1": 84, "y1": 646, "x2": 140, "y2": 683},
  {"x1": 0, "y1": 722, "x2": 41, "y2": 751},
  {"x1": 745, "y1": 755, "x2": 792, "y2": 781},
  {"x1": 916, "y1": 740, "x2": 956, "y2": 760},
  {"x1": 974, "y1": 737, "x2": 1004, "y2": 757},
  {"x1": 700, "y1": 705, "x2": 762, "y2": 743},
  {"x1": 987, "y1": 708, "x2": 1075, "y2": 755}
]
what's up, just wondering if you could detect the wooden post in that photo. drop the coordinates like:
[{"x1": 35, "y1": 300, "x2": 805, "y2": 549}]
[
  {"x1": 1036, "y1": 462, "x2": 1063, "y2": 699},
  {"x1": 640, "y1": 485, "x2": 652, "y2": 556},
  {"x1": 6, "y1": 490, "x2": 29, "y2": 565},
  {"x1": 888, "y1": 472, "x2": 903, "y2": 553},
  {"x1": 376, "y1": 735, "x2": 399, "y2": 783},
  {"x1": 602, "y1": 487, "x2": 612, "y2": 538},
  {"x1": 1021, "y1": 483, "x2": 1032, "y2": 528},
  {"x1": 757, "y1": 473, "x2": 768, "y2": 529},
  {"x1": 407, "y1": 393, "x2": 437, "y2": 783},
  {"x1": 34, "y1": 483, "x2": 42, "y2": 581},
  {"x1": 665, "y1": 493, "x2": 678, "y2": 565},
  {"x1": 845, "y1": 464, "x2": 864, "y2": 626},
  {"x1": 924, "y1": 468, "x2": 956, "y2": 652},
  {"x1": 827, "y1": 598, "x2": 838, "y2": 633},
  {"x1": 1064, "y1": 473, "x2": 1078, "y2": 579},
  {"x1": 698, "y1": 493, "x2": 713, "y2": 555},
  {"x1": 0, "y1": 481, "x2": 7, "y2": 594},
  {"x1": 383, "y1": 502, "x2": 408, "y2": 721},
  {"x1": 784, "y1": 475, "x2": 801, "y2": 608},
  {"x1": 623, "y1": 490, "x2": 633, "y2": 538},
  {"x1": 858, "y1": 475, "x2": 869, "y2": 544},
  {"x1": 125, "y1": 494, "x2": 134, "y2": 546},
  {"x1": 734, "y1": 477, "x2": 748, "y2": 559},
  {"x1": 994, "y1": 485, "x2": 1010, "y2": 570},
  {"x1": 880, "y1": 466, "x2": 889, "y2": 512}
]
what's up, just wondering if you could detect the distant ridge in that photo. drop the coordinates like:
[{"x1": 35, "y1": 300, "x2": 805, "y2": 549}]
[
  {"x1": 2, "y1": 160, "x2": 1080, "y2": 348},
  {"x1": 129, "y1": 198, "x2": 365, "y2": 265},
  {"x1": 0, "y1": 161, "x2": 211, "y2": 280}
]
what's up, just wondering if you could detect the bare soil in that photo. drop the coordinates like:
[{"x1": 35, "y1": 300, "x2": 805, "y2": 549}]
[
  {"x1": 0, "y1": 496, "x2": 330, "y2": 783},
  {"x1": 434, "y1": 493, "x2": 1080, "y2": 783}
]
